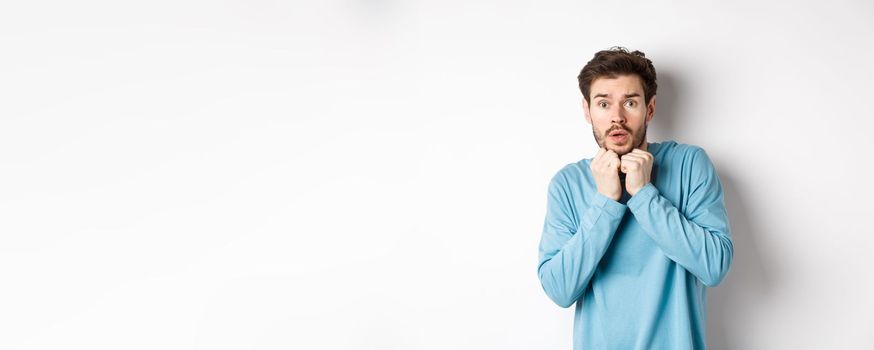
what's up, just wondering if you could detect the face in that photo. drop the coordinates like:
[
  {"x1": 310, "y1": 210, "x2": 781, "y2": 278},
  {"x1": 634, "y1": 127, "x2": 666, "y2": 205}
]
[{"x1": 583, "y1": 74, "x2": 656, "y2": 156}]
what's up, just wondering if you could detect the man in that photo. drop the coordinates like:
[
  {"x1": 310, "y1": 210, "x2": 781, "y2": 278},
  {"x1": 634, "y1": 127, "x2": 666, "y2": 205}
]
[{"x1": 537, "y1": 47, "x2": 733, "y2": 349}]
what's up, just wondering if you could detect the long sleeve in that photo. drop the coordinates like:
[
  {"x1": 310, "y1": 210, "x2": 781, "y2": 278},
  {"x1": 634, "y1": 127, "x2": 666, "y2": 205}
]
[
  {"x1": 626, "y1": 148, "x2": 733, "y2": 286},
  {"x1": 537, "y1": 172, "x2": 627, "y2": 308}
]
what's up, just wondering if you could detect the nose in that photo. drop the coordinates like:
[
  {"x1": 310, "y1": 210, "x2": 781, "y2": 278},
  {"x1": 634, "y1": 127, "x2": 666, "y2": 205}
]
[{"x1": 609, "y1": 104, "x2": 626, "y2": 125}]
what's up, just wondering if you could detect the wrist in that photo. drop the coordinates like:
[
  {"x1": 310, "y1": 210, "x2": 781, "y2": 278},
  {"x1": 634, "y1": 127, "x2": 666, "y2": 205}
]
[
  {"x1": 598, "y1": 190, "x2": 620, "y2": 201},
  {"x1": 595, "y1": 184, "x2": 620, "y2": 200},
  {"x1": 628, "y1": 182, "x2": 647, "y2": 196},
  {"x1": 627, "y1": 183, "x2": 659, "y2": 211}
]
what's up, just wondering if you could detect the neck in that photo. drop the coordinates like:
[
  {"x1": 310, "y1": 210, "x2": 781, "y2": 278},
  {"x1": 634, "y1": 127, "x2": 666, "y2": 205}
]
[{"x1": 638, "y1": 138, "x2": 649, "y2": 152}]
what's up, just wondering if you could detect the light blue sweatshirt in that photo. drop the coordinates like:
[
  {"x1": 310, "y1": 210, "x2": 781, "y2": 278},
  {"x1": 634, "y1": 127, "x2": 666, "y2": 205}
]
[{"x1": 537, "y1": 140, "x2": 733, "y2": 350}]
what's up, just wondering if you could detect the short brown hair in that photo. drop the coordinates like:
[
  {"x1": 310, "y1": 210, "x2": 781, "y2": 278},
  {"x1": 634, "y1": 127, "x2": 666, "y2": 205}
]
[{"x1": 578, "y1": 47, "x2": 657, "y2": 104}]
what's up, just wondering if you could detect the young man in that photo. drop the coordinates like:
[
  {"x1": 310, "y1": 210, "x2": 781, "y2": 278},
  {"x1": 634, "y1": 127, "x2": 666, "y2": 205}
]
[{"x1": 537, "y1": 47, "x2": 733, "y2": 349}]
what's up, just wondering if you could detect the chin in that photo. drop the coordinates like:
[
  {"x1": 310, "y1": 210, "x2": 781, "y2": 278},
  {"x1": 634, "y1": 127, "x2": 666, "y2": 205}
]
[{"x1": 609, "y1": 144, "x2": 633, "y2": 156}]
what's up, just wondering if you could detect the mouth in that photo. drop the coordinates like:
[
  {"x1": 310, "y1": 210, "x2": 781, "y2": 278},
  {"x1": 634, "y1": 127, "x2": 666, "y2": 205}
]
[{"x1": 607, "y1": 129, "x2": 629, "y2": 144}]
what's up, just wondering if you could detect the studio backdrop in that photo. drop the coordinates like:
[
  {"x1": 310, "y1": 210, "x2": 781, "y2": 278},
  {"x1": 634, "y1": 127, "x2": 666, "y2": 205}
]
[{"x1": 1, "y1": 1, "x2": 872, "y2": 349}]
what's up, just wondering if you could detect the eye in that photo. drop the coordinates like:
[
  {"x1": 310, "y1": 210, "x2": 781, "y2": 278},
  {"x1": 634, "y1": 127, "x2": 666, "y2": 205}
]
[
  {"x1": 598, "y1": 101, "x2": 608, "y2": 108},
  {"x1": 624, "y1": 99, "x2": 636, "y2": 107}
]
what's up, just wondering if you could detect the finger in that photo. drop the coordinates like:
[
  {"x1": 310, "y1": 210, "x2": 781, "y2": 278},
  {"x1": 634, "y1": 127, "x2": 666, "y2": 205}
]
[
  {"x1": 620, "y1": 157, "x2": 641, "y2": 172},
  {"x1": 591, "y1": 148, "x2": 605, "y2": 165},
  {"x1": 609, "y1": 157, "x2": 621, "y2": 170},
  {"x1": 630, "y1": 149, "x2": 653, "y2": 160},
  {"x1": 620, "y1": 164, "x2": 633, "y2": 173},
  {"x1": 621, "y1": 154, "x2": 643, "y2": 163}
]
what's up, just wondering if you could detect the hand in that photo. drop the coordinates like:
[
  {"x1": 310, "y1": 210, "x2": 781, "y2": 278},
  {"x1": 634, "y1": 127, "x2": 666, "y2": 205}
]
[
  {"x1": 590, "y1": 148, "x2": 622, "y2": 201},
  {"x1": 620, "y1": 149, "x2": 653, "y2": 196}
]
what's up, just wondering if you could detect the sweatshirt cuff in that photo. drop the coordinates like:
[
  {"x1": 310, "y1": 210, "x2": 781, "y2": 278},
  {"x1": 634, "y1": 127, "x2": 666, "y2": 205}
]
[
  {"x1": 627, "y1": 183, "x2": 659, "y2": 211},
  {"x1": 592, "y1": 191, "x2": 627, "y2": 218}
]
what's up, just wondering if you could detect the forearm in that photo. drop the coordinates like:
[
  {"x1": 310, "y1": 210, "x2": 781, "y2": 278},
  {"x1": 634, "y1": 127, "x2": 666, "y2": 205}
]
[
  {"x1": 537, "y1": 193, "x2": 626, "y2": 307},
  {"x1": 627, "y1": 184, "x2": 733, "y2": 286}
]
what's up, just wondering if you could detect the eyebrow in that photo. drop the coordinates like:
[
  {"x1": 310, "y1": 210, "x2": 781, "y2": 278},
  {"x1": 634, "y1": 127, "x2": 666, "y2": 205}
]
[{"x1": 593, "y1": 93, "x2": 641, "y2": 99}]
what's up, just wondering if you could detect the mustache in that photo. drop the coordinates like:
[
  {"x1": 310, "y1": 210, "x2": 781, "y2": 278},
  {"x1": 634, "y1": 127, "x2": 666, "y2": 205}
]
[{"x1": 605, "y1": 125, "x2": 631, "y2": 136}]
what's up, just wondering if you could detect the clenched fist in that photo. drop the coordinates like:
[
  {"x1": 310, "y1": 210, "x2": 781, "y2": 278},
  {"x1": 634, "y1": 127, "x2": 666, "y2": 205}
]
[
  {"x1": 620, "y1": 149, "x2": 653, "y2": 196},
  {"x1": 590, "y1": 148, "x2": 622, "y2": 201}
]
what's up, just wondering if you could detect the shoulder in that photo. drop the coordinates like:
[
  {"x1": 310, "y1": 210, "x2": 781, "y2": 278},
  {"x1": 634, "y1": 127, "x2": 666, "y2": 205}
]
[
  {"x1": 547, "y1": 157, "x2": 591, "y2": 192},
  {"x1": 654, "y1": 140, "x2": 706, "y2": 158},
  {"x1": 656, "y1": 141, "x2": 721, "y2": 186},
  {"x1": 654, "y1": 140, "x2": 712, "y2": 166}
]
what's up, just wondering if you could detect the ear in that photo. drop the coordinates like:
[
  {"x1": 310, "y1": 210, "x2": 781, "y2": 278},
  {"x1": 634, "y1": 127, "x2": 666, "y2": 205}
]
[
  {"x1": 582, "y1": 99, "x2": 592, "y2": 124},
  {"x1": 646, "y1": 95, "x2": 656, "y2": 123}
]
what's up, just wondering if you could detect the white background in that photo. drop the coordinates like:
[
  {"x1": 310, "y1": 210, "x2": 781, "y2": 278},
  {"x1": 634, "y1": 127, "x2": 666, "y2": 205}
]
[{"x1": 1, "y1": 1, "x2": 873, "y2": 349}]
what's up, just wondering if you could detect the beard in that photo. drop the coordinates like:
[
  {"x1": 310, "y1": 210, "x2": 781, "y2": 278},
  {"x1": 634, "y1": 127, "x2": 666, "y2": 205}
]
[{"x1": 592, "y1": 123, "x2": 648, "y2": 156}]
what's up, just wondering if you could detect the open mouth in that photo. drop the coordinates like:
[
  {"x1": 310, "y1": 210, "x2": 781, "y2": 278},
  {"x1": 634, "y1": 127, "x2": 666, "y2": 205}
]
[{"x1": 607, "y1": 129, "x2": 629, "y2": 143}]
